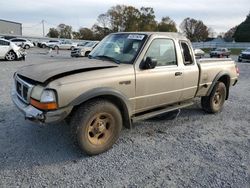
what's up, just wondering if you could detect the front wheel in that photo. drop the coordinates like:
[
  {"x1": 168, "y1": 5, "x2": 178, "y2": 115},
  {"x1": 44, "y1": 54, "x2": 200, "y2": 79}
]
[
  {"x1": 85, "y1": 51, "x2": 90, "y2": 57},
  {"x1": 201, "y1": 82, "x2": 226, "y2": 113},
  {"x1": 70, "y1": 99, "x2": 122, "y2": 155},
  {"x1": 5, "y1": 51, "x2": 16, "y2": 61}
]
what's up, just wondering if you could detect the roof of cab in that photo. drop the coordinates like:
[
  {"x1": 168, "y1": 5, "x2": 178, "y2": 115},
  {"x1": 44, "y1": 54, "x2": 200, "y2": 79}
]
[{"x1": 112, "y1": 32, "x2": 188, "y2": 41}]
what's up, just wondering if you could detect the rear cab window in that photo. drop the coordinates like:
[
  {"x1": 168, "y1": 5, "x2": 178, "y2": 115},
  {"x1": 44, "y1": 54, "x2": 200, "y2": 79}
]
[{"x1": 180, "y1": 41, "x2": 194, "y2": 65}]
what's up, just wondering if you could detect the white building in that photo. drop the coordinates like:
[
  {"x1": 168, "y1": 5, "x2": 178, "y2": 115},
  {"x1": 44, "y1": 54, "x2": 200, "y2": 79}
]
[{"x1": 0, "y1": 19, "x2": 22, "y2": 36}]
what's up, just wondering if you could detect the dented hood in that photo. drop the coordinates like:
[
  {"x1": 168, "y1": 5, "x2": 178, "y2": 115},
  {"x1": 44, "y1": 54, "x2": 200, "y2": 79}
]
[{"x1": 17, "y1": 59, "x2": 118, "y2": 83}]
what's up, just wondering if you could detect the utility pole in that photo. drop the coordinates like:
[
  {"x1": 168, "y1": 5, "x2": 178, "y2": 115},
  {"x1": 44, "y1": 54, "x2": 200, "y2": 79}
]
[{"x1": 41, "y1": 20, "x2": 45, "y2": 37}]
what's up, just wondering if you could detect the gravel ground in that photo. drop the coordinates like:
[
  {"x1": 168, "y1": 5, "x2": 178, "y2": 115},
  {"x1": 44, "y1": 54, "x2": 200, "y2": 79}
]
[{"x1": 0, "y1": 48, "x2": 249, "y2": 187}]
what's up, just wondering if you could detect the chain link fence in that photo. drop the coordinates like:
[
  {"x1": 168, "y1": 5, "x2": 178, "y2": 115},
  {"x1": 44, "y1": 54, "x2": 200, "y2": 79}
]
[{"x1": 192, "y1": 42, "x2": 250, "y2": 49}]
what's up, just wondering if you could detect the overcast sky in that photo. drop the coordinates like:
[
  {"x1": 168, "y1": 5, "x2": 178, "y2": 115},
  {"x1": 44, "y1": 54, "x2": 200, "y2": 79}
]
[{"x1": 0, "y1": 0, "x2": 249, "y2": 37}]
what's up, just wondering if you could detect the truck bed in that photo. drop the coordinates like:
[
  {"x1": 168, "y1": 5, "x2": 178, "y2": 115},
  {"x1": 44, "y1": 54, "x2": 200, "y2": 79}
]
[{"x1": 196, "y1": 58, "x2": 238, "y2": 97}]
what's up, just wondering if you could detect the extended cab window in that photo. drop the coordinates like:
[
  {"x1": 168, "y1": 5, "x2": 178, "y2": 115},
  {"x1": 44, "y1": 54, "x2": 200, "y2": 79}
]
[
  {"x1": 145, "y1": 38, "x2": 177, "y2": 66},
  {"x1": 180, "y1": 41, "x2": 193, "y2": 65}
]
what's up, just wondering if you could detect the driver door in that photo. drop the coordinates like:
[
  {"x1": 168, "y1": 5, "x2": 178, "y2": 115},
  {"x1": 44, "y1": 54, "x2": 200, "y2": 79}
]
[{"x1": 135, "y1": 38, "x2": 184, "y2": 113}]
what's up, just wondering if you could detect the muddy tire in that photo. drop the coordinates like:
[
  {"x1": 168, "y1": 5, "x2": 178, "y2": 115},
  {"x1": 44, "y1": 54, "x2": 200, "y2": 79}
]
[
  {"x1": 201, "y1": 82, "x2": 226, "y2": 113},
  {"x1": 70, "y1": 99, "x2": 122, "y2": 155}
]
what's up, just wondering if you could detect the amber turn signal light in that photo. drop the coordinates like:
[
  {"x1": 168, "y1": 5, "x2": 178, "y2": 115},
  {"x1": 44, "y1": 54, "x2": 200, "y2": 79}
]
[{"x1": 30, "y1": 98, "x2": 58, "y2": 110}]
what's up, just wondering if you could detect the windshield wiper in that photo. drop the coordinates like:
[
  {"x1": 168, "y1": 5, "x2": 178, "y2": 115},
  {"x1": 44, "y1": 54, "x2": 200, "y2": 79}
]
[{"x1": 94, "y1": 55, "x2": 120, "y2": 64}]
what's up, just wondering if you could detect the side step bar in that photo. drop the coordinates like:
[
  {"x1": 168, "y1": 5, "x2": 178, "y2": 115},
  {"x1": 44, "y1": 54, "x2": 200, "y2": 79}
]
[{"x1": 132, "y1": 100, "x2": 193, "y2": 122}]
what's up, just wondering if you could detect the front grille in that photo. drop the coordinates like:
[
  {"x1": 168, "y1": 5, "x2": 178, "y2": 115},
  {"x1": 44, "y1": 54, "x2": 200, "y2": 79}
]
[
  {"x1": 16, "y1": 81, "x2": 22, "y2": 96},
  {"x1": 15, "y1": 75, "x2": 34, "y2": 104},
  {"x1": 23, "y1": 85, "x2": 28, "y2": 100},
  {"x1": 71, "y1": 49, "x2": 80, "y2": 53}
]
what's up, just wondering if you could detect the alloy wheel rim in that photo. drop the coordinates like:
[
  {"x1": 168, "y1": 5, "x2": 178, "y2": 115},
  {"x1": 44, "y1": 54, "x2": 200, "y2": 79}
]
[
  {"x1": 6, "y1": 52, "x2": 15, "y2": 60},
  {"x1": 87, "y1": 113, "x2": 114, "y2": 146},
  {"x1": 213, "y1": 89, "x2": 222, "y2": 106}
]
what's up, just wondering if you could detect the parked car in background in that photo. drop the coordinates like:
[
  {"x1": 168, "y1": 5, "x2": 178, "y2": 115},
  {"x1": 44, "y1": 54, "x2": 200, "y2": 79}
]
[
  {"x1": 48, "y1": 40, "x2": 77, "y2": 50},
  {"x1": 0, "y1": 38, "x2": 26, "y2": 61},
  {"x1": 238, "y1": 48, "x2": 250, "y2": 62},
  {"x1": 38, "y1": 40, "x2": 60, "y2": 48},
  {"x1": 76, "y1": 41, "x2": 90, "y2": 47},
  {"x1": 194, "y1": 48, "x2": 205, "y2": 58},
  {"x1": 2, "y1": 36, "x2": 16, "y2": 40},
  {"x1": 71, "y1": 41, "x2": 99, "y2": 57},
  {"x1": 10, "y1": 38, "x2": 34, "y2": 49},
  {"x1": 210, "y1": 48, "x2": 230, "y2": 58}
]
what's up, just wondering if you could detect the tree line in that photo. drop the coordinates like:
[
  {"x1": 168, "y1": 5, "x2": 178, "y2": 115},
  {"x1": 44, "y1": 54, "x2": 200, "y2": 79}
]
[
  {"x1": 226, "y1": 12, "x2": 250, "y2": 42},
  {"x1": 47, "y1": 5, "x2": 250, "y2": 42}
]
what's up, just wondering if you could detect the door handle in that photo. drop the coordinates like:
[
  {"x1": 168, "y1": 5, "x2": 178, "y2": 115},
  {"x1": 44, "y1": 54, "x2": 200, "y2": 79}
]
[{"x1": 175, "y1": 72, "x2": 182, "y2": 76}]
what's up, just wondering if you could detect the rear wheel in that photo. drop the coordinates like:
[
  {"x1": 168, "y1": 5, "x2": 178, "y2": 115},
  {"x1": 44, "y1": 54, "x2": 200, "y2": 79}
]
[
  {"x1": 70, "y1": 99, "x2": 122, "y2": 155},
  {"x1": 24, "y1": 44, "x2": 30, "y2": 49},
  {"x1": 54, "y1": 46, "x2": 59, "y2": 50},
  {"x1": 42, "y1": 44, "x2": 46, "y2": 48},
  {"x1": 5, "y1": 51, "x2": 16, "y2": 61},
  {"x1": 201, "y1": 82, "x2": 226, "y2": 113}
]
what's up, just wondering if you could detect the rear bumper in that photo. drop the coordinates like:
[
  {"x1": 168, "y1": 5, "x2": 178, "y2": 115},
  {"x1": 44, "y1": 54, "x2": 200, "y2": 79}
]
[{"x1": 11, "y1": 91, "x2": 72, "y2": 124}]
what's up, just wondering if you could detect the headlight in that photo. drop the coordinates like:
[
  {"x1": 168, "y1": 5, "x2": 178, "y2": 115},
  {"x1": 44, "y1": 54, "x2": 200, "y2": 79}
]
[
  {"x1": 31, "y1": 89, "x2": 58, "y2": 110},
  {"x1": 41, "y1": 90, "x2": 56, "y2": 102}
]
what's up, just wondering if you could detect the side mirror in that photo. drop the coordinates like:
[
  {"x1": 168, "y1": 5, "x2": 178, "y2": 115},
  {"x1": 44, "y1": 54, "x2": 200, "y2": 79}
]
[{"x1": 141, "y1": 57, "x2": 157, "y2": 69}]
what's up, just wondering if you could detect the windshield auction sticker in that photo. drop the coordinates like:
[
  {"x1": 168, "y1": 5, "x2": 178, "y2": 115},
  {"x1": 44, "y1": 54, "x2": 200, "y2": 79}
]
[{"x1": 127, "y1": 34, "x2": 145, "y2": 40}]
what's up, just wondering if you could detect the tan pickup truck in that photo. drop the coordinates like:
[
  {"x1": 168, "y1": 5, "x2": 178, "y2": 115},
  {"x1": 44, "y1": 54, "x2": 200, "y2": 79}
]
[{"x1": 12, "y1": 32, "x2": 239, "y2": 155}]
